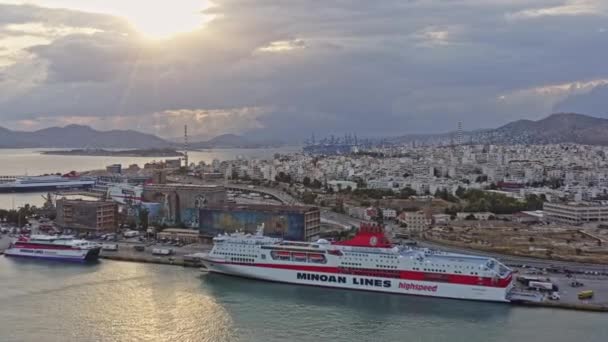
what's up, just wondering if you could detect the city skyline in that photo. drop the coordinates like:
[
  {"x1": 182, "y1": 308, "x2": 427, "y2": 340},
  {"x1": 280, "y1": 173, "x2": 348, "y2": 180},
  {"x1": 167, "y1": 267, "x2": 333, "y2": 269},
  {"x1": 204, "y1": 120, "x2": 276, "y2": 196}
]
[{"x1": 0, "y1": 0, "x2": 607, "y2": 140}]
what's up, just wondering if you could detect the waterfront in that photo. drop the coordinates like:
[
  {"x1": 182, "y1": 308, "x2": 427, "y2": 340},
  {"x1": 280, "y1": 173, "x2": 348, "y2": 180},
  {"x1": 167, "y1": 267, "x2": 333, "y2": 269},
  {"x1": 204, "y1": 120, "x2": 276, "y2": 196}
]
[
  {"x1": 0, "y1": 147, "x2": 299, "y2": 175},
  {"x1": 0, "y1": 147, "x2": 299, "y2": 209},
  {"x1": 0, "y1": 257, "x2": 606, "y2": 342}
]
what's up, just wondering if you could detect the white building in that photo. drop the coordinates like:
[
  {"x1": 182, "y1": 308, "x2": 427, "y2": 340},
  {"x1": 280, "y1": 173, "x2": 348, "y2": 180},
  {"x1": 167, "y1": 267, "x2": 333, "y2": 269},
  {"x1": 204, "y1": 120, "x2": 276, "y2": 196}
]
[
  {"x1": 398, "y1": 211, "x2": 431, "y2": 231},
  {"x1": 381, "y1": 208, "x2": 397, "y2": 220},
  {"x1": 543, "y1": 201, "x2": 608, "y2": 225}
]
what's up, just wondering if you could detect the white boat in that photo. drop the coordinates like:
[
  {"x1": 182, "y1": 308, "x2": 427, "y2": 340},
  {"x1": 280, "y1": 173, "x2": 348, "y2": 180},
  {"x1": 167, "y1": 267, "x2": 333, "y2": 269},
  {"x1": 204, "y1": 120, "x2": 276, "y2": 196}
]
[
  {"x1": 200, "y1": 223, "x2": 514, "y2": 302},
  {"x1": 4, "y1": 235, "x2": 102, "y2": 262},
  {"x1": 0, "y1": 175, "x2": 95, "y2": 193}
]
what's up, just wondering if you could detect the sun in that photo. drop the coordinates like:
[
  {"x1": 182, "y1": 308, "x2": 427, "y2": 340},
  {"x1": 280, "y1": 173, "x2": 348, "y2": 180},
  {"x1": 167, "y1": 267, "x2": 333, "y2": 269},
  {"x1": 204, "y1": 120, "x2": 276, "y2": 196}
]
[
  {"x1": 121, "y1": 1, "x2": 212, "y2": 40},
  {"x1": 7, "y1": 0, "x2": 211, "y2": 40}
]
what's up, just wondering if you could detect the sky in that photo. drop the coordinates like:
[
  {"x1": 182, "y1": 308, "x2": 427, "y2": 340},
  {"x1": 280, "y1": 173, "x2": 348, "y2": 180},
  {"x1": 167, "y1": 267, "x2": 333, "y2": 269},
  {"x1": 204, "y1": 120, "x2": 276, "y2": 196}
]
[{"x1": 0, "y1": 0, "x2": 607, "y2": 141}]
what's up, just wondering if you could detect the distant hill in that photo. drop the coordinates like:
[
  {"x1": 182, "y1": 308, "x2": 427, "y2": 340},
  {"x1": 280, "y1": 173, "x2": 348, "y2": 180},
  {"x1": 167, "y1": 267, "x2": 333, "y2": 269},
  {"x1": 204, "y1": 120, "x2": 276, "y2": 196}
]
[
  {"x1": 392, "y1": 113, "x2": 608, "y2": 146},
  {"x1": 190, "y1": 133, "x2": 284, "y2": 148},
  {"x1": 481, "y1": 113, "x2": 608, "y2": 145},
  {"x1": 0, "y1": 124, "x2": 170, "y2": 148}
]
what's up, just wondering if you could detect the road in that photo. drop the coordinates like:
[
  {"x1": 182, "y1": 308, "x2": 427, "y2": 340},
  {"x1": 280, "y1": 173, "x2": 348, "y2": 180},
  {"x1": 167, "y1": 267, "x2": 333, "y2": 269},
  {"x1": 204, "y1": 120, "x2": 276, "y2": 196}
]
[{"x1": 321, "y1": 209, "x2": 363, "y2": 229}]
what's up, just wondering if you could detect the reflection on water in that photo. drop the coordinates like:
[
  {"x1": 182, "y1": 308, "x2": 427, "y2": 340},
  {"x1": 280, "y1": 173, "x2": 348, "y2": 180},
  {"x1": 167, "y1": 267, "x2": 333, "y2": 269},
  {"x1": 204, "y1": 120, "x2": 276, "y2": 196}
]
[
  {"x1": 0, "y1": 259, "x2": 606, "y2": 342},
  {"x1": 201, "y1": 273, "x2": 511, "y2": 322}
]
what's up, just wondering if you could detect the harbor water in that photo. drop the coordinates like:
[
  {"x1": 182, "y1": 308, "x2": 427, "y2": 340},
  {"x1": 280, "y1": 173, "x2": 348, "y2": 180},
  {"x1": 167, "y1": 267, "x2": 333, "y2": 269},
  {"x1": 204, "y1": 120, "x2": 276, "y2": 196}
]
[
  {"x1": 0, "y1": 257, "x2": 606, "y2": 342},
  {"x1": 0, "y1": 147, "x2": 298, "y2": 209}
]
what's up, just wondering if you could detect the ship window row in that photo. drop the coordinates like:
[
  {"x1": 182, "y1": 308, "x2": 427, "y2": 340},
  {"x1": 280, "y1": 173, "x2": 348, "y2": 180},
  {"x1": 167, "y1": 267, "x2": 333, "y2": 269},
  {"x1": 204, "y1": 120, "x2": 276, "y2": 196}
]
[
  {"x1": 344, "y1": 257, "x2": 396, "y2": 263},
  {"x1": 231, "y1": 257, "x2": 254, "y2": 263},
  {"x1": 424, "y1": 269, "x2": 447, "y2": 273},
  {"x1": 346, "y1": 253, "x2": 369, "y2": 257},
  {"x1": 339, "y1": 267, "x2": 400, "y2": 279},
  {"x1": 341, "y1": 262, "x2": 362, "y2": 266},
  {"x1": 20, "y1": 249, "x2": 44, "y2": 254},
  {"x1": 376, "y1": 264, "x2": 397, "y2": 269},
  {"x1": 216, "y1": 251, "x2": 256, "y2": 258},
  {"x1": 380, "y1": 255, "x2": 397, "y2": 259}
]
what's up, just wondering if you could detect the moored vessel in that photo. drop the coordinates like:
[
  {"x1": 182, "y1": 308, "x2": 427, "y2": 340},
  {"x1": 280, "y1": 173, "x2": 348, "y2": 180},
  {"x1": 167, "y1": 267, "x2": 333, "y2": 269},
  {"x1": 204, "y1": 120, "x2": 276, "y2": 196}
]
[
  {"x1": 0, "y1": 175, "x2": 95, "y2": 193},
  {"x1": 200, "y1": 223, "x2": 514, "y2": 302},
  {"x1": 4, "y1": 235, "x2": 101, "y2": 262}
]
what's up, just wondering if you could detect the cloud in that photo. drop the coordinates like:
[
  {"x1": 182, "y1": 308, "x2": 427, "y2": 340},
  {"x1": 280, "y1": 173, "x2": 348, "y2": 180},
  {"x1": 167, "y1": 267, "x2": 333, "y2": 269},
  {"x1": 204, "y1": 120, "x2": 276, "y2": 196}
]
[{"x1": 1, "y1": 0, "x2": 608, "y2": 140}]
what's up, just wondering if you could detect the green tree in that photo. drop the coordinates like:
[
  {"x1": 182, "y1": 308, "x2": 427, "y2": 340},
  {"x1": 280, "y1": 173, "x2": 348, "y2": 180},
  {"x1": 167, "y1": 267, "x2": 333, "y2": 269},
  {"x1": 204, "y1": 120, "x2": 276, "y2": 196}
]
[
  {"x1": 302, "y1": 191, "x2": 317, "y2": 204},
  {"x1": 399, "y1": 187, "x2": 417, "y2": 199},
  {"x1": 303, "y1": 176, "x2": 311, "y2": 187},
  {"x1": 139, "y1": 207, "x2": 150, "y2": 230}
]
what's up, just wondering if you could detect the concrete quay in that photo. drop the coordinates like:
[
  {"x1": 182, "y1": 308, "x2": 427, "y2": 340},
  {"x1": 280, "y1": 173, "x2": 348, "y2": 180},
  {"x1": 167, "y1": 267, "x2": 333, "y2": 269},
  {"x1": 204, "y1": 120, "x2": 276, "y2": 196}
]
[
  {"x1": 2, "y1": 233, "x2": 607, "y2": 312},
  {"x1": 98, "y1": 240, "x2": 212, "y2": 267}
]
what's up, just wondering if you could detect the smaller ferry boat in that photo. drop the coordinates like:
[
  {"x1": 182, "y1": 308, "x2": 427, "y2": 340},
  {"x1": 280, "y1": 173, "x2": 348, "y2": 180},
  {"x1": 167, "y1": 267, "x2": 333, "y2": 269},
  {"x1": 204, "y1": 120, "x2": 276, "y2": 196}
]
[
  {"x1": 0, "y1": 175, "x2": 95, "y2": 193},
  {"x1": 4, "y1": 235, "x2": 102, "y2": 262}
]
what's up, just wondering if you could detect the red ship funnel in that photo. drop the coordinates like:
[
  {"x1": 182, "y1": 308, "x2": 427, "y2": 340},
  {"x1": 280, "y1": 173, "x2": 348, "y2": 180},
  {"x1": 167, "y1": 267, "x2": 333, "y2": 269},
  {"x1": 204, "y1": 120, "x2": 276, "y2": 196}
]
[{"x1": 333, "y1": 223, "x2": 392, "y2": 248}]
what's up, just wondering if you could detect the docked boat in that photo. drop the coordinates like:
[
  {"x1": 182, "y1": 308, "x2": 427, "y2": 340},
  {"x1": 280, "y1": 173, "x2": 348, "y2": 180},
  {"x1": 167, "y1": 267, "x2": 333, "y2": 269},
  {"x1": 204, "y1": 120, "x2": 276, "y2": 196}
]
[
  {"x1": 200, "y1": 223, "x2": 514, "y2": 302},
  {"x1": 4, "y1": 235, "x2": 101, "y2": 262},
  {"x1": 0, "y1": 175, "x2": 95, "y2": 193}
]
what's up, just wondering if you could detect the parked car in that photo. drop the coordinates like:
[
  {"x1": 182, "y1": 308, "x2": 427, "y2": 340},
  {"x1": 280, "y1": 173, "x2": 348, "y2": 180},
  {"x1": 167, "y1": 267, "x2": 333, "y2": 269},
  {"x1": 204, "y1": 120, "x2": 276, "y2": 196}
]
[{"x1": 102, "y1": 244, "x2": 119, "y2": 251}]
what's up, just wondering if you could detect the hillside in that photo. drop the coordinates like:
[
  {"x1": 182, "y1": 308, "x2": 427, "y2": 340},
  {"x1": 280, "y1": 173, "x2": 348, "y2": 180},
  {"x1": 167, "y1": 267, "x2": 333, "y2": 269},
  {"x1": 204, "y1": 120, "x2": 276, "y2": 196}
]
[
  {"x1": 392, "y1": 113, "x2": 608, "y2": 146},
  {"x1": 0, "y1": 124, "x2": 170, "y2": 148},
  {"x1": 190, "y1": 133, "x2": 284, "y2": 148},
  {"x1": 487, "y1": 113, "x2": 608, "y2": 145}
]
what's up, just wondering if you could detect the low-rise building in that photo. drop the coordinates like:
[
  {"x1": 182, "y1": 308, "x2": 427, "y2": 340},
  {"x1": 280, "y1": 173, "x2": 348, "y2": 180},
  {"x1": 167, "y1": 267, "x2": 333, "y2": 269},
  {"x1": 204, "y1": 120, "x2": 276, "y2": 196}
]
[
  {"x1": 382, "y1": 208, "x2": 397, "y2": 220},
  {"x1": 456, "y1": 212, "x2": 495, "y2": 220},
  {"x1": 156, "y1": 228, "x2": 201, "y2": 243},
  {"x1": 398, "y1": 211, "x2": 431, "y2": 231},
  {"x1": 432, "y1": 214, "x2": 451, "y2": 225},
  {"x1": 56, "y1": 199, "x2": 118, "y2": 234},
  {"x1": 543, "y1": 201, "x2": 608, "y2": 224}
]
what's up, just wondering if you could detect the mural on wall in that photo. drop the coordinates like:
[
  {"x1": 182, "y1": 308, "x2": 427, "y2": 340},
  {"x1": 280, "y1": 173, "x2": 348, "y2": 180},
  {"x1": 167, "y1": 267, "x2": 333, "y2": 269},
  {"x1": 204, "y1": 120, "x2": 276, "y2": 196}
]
[
  {"x1": 181, "y1": 208, "x2": 199, "y2": 228},
  {"x1": 199, "y1": 209, "x2": 306, "y2": 241}
]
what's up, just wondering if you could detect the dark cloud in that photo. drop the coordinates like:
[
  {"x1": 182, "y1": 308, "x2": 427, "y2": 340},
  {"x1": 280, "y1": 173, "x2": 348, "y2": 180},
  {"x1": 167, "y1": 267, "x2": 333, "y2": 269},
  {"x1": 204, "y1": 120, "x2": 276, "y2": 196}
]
[{"x1": 1, "y1": 0, "x2": 607, "y2": 139}]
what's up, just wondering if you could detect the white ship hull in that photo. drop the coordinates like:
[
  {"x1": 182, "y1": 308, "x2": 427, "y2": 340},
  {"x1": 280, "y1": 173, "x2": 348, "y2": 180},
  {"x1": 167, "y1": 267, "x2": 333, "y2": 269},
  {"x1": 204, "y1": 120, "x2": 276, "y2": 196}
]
[
  {"x1": 4, "y1": 246, "x2": 100, "y2": 262},
  {"x1": 202, "y1": 258, "x2": 511, "y2": 302}
]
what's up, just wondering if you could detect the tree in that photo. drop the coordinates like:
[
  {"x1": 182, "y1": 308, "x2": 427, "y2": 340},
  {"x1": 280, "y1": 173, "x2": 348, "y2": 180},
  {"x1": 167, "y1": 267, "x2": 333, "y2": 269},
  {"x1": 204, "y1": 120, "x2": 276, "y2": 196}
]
[
  {"x1": 302, "y1": 191, "x2": 317, "y2": 204},
  {"x1": 139, "y1": 207, "x2": 150, "y2": 230},
  {"x1": 303, "y1": 176, "x2": 311, "y2": 187},
  {"x1": 455, "y1": 186, "x2": 466, "y2": 198},
  {"x1": 399, "y1": 187, "x2": 417, "y2": 199}
]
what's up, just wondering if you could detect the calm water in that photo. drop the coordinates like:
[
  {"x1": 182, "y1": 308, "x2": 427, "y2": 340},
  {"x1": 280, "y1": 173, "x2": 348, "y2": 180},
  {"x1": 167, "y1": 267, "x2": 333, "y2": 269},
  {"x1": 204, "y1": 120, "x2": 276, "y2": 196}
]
[
  {"x1": 0, "y1": 257, "x2": 606, "y2": 342},
  {"x1": 0, "y1": 147, "x2": 299, "y2": 209}
]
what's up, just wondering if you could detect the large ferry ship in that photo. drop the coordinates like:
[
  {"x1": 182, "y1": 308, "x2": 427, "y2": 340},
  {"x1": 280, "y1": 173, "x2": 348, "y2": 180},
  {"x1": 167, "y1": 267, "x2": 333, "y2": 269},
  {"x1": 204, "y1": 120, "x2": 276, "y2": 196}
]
[
  {"x1": 0, "y1": 175, "x2": 95, "y2": 193},
  {"x1": 4, "y1": 235, "x2": 101, "y2": 262},
  {"x1": 200, "y1": 224, "x2": 514, "y2": 302}
]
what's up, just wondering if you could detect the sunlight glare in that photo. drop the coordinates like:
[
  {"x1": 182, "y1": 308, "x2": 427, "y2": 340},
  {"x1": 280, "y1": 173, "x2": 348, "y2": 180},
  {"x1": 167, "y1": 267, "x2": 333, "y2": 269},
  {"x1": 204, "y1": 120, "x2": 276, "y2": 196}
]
[{"x1": 3, "y1": 0, "x2": 210, "y2": 40}]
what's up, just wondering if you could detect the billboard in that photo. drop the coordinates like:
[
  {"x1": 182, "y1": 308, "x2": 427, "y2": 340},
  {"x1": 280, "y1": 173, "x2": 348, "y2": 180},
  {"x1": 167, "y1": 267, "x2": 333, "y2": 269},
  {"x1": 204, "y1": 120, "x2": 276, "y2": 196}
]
[{"x1": 200, "y1": 208, "x2": 306, "y2": 241}]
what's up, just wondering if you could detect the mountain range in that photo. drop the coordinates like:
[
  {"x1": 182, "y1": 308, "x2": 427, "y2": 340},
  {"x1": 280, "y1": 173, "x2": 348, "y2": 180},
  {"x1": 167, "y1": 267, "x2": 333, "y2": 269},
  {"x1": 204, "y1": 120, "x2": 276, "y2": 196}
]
[
  {"x1": 0, "y1": 125, "x2": 169, "y2": 148},
  {"x1": 0, "y1": 125, "x2": 284, "y2": 149},
  {"x1": 3, "y1": 113, "x2": 608, "y2": 148},
  {"x1": 392, "y1": 113, "x2": 608, "y2": 146}
]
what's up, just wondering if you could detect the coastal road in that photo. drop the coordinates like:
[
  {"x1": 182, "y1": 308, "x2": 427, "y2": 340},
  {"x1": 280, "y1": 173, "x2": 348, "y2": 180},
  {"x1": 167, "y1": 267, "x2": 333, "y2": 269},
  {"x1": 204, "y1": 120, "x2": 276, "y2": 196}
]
[{"x1": 321, "y1": 209, "x2": 363, "y2": 229}]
